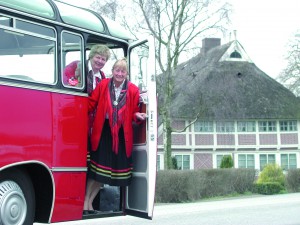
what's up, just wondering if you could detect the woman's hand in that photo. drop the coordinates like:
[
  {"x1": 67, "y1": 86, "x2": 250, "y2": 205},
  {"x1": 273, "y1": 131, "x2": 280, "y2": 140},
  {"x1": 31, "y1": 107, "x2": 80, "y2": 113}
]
[{"x1": 135, "y1": 112, "x2": 147, "y2": 120}]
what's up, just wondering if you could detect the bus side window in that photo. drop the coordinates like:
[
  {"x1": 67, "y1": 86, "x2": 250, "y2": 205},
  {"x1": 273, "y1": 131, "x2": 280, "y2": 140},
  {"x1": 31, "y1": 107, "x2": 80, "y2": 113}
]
[
  {"x1": 61, "y1": 31, "x2": 84, "y2": 89},
  {"x1": 0, "y1": 18, "x2": 56, "y2": 84}
]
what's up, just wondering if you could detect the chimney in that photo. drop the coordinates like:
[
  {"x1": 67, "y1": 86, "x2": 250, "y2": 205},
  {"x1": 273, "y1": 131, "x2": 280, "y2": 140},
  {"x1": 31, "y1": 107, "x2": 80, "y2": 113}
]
[{"x1": 201, "y1": 38, "x2": 221, "y2": 54}]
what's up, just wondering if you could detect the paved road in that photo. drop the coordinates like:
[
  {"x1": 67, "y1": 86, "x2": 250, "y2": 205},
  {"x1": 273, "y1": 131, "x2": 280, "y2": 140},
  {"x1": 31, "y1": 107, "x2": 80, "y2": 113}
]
[{"x1": 36, "y1": 193, "x2": 300, "y2": 225}]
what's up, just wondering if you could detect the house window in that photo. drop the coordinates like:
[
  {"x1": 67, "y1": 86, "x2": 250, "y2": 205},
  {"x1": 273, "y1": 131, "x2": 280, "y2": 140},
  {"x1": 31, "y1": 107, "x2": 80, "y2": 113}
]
[
  {"x1": 216, "y1": 121, "x2": 234, "y2": 132},
  {"x1": 174, "y1": 155, "x2": 190, "y2": 170},
  {"x1": 230, "y1": 50, "x2": 242, "y2": 58},
  {"x1": 259, "y1": 154, "x2": 276, "y2": 170},
  {"x1": 238, "y1": 154, "x2": 255, "y2": 169},
  {"x1": 194, "y1": 121, "x2": 213, "y2": 132},
  {"x1": 216, "y1": 154, "x2": 231, "y2": 168},
  {"x1": 258, "y1": 121, "x2": 276, "y2": 132},
  {"x1": 237, "y1": 121, "x2": 256, "y2": 132},
  {"x1": 157, "y1": 155, "x2": 161, "y2": 171},
  {"x1": 281, "y1": 154, "x2": 297, "y2": 170},
  {"x1": 279, "y1": 121, "x2": 297, "y2": 131}
]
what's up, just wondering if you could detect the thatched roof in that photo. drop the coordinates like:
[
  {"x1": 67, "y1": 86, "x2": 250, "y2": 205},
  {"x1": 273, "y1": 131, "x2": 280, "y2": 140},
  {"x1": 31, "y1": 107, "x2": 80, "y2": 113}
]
[{"x1": 158, "y1": 41, "x2": 300, "y2": 120}]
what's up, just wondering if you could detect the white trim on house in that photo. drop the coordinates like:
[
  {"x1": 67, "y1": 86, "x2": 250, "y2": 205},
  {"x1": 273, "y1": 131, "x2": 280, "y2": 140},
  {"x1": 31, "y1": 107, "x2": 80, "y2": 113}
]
[
  {"x1": 157, "y1": 119, "x2": 300, "y2": 170},
  {"x1": 219, "y1": 40, "x2": 253, "y2": 63}
]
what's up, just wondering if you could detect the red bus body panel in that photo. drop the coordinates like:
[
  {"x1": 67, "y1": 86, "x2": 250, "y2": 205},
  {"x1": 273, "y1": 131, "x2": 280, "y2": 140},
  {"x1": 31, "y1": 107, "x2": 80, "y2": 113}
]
[{"x1": 0, "y1": 85, "x2": 88, "y2": 222}]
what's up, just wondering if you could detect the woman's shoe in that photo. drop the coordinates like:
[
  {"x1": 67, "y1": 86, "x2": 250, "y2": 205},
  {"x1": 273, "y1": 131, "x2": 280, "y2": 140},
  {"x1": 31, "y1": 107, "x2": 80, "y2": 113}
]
[
  {"x1": 83, "y1": 210, "x2": 89, "y2": 215},
  {"x1": 88, "y1": 210, "x2": 101, "y2": 214}
]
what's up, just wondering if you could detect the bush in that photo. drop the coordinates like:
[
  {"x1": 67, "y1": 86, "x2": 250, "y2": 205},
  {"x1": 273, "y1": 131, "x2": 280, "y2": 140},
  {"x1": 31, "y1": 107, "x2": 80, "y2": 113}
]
[
  {"x1": 199, "y1": 169, "x2": 235, "y2": 197},
  {"x1": 232, "y1": 169, "x2": 256, "y2": 193},
  {"x1": 254, "y1": 182, "x2": 284, "y2": 195},
  {"x1": 257, "y1": 163, "x2": 285, "y2": 186},
  {"x1": 220, "y1": 155, "x2": 234, "y2": 168},
  {"x1": 155, "y1": 168, "x2": 256, "y2": 203},
  {"x1": 199, "y1": 169, "x2": 256, "y2": 197},
  {"x1": 155, "y1": 170, "x2": 201, "y2": 203},
  {"x1": 253, "y1": 163, "x2": 286, "y2": 195},
  {"x1": 285, "y1": 169, "x2": 300, "y2": 192}
]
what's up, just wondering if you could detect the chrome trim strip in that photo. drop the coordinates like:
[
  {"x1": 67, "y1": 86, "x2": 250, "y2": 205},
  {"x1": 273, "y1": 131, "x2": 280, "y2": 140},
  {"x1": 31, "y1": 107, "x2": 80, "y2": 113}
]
[
  {"x1": 0, "y1": 80, "x2": 88, "y2": 97},
  {"x1": 51, "y1": 167, "x2": 87, "y2": 172}
]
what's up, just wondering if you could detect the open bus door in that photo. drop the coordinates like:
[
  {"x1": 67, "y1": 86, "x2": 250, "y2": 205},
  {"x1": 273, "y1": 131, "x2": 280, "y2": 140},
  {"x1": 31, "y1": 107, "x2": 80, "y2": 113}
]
[{"x1": 125, "y1": 36, "x2": 157, "y2": 219}]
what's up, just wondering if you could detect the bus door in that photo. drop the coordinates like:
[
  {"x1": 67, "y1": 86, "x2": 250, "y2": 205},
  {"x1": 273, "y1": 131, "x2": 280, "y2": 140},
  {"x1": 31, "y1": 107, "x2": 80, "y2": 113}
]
[{"x1": 125, "y1": 36, "x2": 157, "y2": 219}]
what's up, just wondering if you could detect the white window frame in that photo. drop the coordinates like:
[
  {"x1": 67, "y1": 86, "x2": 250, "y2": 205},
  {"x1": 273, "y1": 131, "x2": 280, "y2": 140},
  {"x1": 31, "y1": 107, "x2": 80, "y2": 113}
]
[
  {"x1": 194, "y1": 121, "x2": 214, "y2": 132},
  {"x1": 258, "y1": 121, "x2": 277, "y2": 132},
  {"x1": 281, "y1": 153, "x2": 297, "y2": 170},
  {"x1": 237, "y1": 121, "x2": 256, "y2": 132},
  {"x1": 174, "y1": 154, "x2": 191, "y2": 170},
  {"x1": 259, "y1": 154, "x2": 276, "y2": 170},
  {"x1": 279, "y1": 120, "x2": 297, "y2": 132},
  {"x1": 237, "y1": 154, "x2": 255, "y2": 169},
  {"x1": 216, "y1": 121, "x2": 235, "y2": 133}
]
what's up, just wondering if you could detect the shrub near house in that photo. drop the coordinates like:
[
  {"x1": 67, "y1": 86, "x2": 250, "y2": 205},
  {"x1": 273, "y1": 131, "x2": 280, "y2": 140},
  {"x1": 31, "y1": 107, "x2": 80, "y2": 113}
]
[
  {"x1": 254, "y1": 164, "x2": 285, "y2": 195},
  {"x1": 220, "y1": 155, "x2": 234, "y2": 168},
  {"x1": 155, "y1": 168, "x2": 256, "y2": 203}
]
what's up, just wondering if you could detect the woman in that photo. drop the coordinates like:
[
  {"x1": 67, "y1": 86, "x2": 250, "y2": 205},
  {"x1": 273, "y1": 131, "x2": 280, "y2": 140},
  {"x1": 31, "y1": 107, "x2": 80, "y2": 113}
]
[
  {"x1": 84, "y1": 58, "x2": 146, "y2": 214},
  {"x1": 73, "y1": 45, "x2": 111, "y2": 214},
  {"x1": 63, "y1": 44, "x2": 110, "y2": 92}
]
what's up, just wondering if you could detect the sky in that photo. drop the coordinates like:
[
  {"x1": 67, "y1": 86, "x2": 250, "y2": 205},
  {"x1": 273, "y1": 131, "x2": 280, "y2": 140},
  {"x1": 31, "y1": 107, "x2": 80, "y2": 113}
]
[
  {"x1": 227, "y1": 0, "x2": 300, "y2": 79},
  {"x1": 63, "y1": 0, "x2": 300, "y2": 80}
]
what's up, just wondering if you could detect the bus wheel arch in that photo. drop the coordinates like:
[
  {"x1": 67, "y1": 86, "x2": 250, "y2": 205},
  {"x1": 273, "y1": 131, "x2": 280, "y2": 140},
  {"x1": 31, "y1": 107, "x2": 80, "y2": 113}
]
[{"x1": 0, "y1": 163, "x2": 54, "y2": 224}]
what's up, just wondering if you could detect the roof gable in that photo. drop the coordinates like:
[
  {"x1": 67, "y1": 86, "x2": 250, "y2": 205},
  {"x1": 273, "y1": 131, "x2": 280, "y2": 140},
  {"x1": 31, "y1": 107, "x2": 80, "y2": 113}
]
[{"x1": 219, "y1": 40, "x2": 252, "y2": 63}]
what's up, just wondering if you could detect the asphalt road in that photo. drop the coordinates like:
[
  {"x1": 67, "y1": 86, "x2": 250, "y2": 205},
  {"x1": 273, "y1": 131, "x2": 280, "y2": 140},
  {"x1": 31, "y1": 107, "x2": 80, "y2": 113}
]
[{"x1": 36, "y1": 193, "x2": 300, "y2": 225}]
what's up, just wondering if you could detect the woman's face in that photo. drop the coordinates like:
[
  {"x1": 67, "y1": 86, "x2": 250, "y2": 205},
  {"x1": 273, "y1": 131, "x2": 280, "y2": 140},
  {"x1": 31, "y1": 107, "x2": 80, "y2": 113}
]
[
  {"x1": 90, "y1": 53, "x2": 107, "y2": 72},
  {"x1": 112, "y1": 66, "x2": 127, "y2": 86}
]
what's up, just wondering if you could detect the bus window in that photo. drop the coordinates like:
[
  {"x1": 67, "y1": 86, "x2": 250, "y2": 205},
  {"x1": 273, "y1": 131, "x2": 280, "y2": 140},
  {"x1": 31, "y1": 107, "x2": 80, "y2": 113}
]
[
  {"x1": 0, "y1": 16, "x2": 56, "y2": 84},
  {"x1": 129, "y1": 42, "x2": 150, "y2": 145},
  {"x1": 129, "y1": 43, "x2": 149, "y2": 93},
  {"x1": 61, "y1": 31, "x2": 84, "y2": 88},
  {"x1": 16, "y1": 19, "x2": 55, "y2": 37}
]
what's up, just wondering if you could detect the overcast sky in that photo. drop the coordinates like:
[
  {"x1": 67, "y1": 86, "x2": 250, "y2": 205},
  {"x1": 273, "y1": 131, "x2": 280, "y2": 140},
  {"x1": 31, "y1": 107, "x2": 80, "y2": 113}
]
[
  {"x1": 228, "y1": 0, "x2": 300, "y2": 79},
  {"x1": 64, "y1": 0, "x2": 300, "y2": 79}
]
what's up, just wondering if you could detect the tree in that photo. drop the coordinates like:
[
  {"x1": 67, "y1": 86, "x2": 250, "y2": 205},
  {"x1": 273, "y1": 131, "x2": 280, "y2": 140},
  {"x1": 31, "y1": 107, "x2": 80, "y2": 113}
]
[
  {"x1": 90, "y1": 0, "x2": 232, "y2": 169},
  {"x1": 278, "y1": 31, "x2": 300, "y2": 96},
  {"x1": 133, "y1": 0, "x2": 231, "y2": 169},
  {"x1": 90, "y1": 0, "x2": 118, "y2": 20}
]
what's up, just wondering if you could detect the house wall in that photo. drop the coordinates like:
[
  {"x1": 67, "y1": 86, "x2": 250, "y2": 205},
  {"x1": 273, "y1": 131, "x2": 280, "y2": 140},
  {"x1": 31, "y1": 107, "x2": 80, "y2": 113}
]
[{"x1": 157, "y1": 120, "x2": 300, "y2": 170}]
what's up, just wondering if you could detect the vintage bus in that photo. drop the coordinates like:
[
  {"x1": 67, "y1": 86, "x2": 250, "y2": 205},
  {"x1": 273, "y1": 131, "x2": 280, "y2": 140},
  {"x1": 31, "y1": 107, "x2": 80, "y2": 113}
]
[{"x1": 0, "y1": 0, "x2": 157, "y2": 224}]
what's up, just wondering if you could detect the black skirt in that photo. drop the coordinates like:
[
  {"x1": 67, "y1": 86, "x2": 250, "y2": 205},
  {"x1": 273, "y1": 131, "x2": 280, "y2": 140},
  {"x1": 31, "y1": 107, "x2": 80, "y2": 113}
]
[{"x1": 88, "y1": 119, "x2": 133, "y2": 186}]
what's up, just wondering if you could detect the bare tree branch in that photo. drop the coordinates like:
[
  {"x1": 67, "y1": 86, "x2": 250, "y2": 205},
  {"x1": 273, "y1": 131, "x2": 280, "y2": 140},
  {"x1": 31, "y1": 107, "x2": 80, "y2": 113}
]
[{"x1": 172, "y1": 113, "x2": 200, "y2": 133}]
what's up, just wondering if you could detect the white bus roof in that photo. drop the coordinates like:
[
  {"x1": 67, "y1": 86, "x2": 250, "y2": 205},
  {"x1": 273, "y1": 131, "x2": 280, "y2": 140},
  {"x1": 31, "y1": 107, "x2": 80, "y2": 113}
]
[{"x1": 0, "y1": 0, "x2": 133, "y2": 40}]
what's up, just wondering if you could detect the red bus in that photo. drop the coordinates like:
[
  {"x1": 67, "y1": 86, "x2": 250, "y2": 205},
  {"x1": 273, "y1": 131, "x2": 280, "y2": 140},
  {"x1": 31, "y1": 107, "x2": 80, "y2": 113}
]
[{"x1": 0, "y1": 0, "x2": 157, "y2": 224}]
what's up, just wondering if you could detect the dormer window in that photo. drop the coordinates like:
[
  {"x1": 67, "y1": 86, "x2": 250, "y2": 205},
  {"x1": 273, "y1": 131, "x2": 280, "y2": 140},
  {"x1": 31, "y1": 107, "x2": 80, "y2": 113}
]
[{"x1": 230, "y1": 50, "x2": 242, "y2": 58}]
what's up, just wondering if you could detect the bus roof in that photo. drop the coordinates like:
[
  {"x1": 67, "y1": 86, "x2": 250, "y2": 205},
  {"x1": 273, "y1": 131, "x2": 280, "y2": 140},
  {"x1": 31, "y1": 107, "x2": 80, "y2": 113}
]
[{"x1": 0, "y1": 0, "x2": 134, "y2": 41}]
